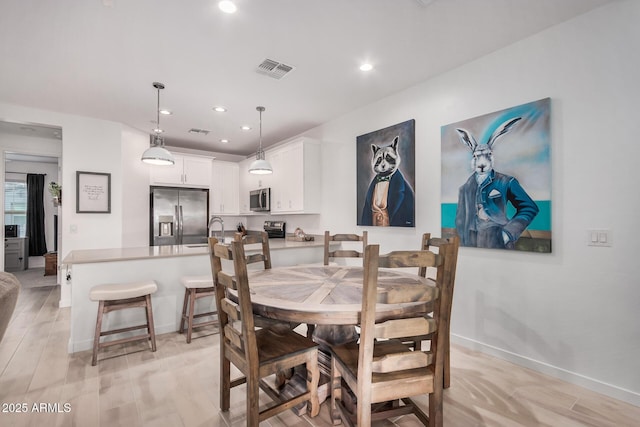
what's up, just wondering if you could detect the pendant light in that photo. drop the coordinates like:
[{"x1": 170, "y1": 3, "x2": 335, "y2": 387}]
[
  {"x1": 141, "y1": 82, "x2": 175, "y2": 166},
  {"x1": 248, "y1": 106, "x2": 273, "y2": 175}
]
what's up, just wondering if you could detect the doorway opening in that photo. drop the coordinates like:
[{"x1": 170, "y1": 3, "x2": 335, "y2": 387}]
[{"x1": 1, "y1": 120, "x2": 62, "y2": 282}]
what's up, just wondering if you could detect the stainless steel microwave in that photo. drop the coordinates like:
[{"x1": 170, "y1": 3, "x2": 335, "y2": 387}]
[{"x1": 250, "y1": 188, "x2": 270, "y2": 212}]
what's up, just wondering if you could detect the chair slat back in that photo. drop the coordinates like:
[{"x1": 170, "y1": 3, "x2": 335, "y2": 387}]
[
  {"x1": 373, "y1": 316, "x2": 436, "y2": 340},
  {"x1": 220, "y1": 298, "x2": 241, "y2": 321},
  {"x1": 324, "y1": 230, "x2": 368, "y2": 265},
  {"x1": 370, "y1": 348, "x2": 430, "y2": 373},
  {"x1": 377, "y1": 250, "x2": 441, "y2": 269},
  {"x1": 358, "y1": 242, "x2": 456, "y2": 385},
  {"x1": 419, "y1": 233, "x2": 460, "y2": 281},
  {"x1": 209, "y1": 237, "x2": 258, "y2": 362},
  {"x1": 235, "y1": 231, "x2": 272, "y2": 270}
]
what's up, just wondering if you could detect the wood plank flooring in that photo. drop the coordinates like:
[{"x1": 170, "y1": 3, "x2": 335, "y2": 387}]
[{"x1": 1, "y1": 285, "x2": 639, "y2": 426}]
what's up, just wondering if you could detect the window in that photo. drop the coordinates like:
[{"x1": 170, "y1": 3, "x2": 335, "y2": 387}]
[{"x1": 4, "y1": 179, "x2": 27, "y2": 237}]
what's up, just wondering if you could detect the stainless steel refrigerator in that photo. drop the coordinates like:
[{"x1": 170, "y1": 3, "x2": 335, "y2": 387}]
[{"x1": 150, "y1": 187, "x2": 209, "y2": 246}]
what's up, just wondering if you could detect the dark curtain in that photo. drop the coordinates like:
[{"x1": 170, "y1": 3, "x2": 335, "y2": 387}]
[{"x1": 26, "y1": 174, "x2": 48, "y2": 256}]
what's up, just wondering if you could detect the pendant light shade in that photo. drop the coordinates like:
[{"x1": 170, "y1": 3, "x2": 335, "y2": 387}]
[
  {"x1": 142, "y1": 82, "x2": 175, "y2": 166},
  {"x1": 249, "y1": 106, "x2": 273, "y2": 175},
  {"x1": 142, "y1": 135, "x2": 175, "y2": 166}
]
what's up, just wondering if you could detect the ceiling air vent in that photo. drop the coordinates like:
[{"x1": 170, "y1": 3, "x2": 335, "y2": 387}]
[
  {"x1": 188, "y1": 128, "x2": 210, "y2": 135},
  {"x1": 256, "y1": 58, "x2": 294, "y2": 80}
]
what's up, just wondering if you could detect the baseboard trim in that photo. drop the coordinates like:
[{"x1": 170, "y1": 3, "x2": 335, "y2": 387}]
[{"x1": 451, "y1": 334, "x2": 640, "y2": 407}]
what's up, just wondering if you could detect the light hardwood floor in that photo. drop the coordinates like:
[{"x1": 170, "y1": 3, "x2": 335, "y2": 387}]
[{"x1": 1, "y1": 285, "x2": 639, "y2": 426}]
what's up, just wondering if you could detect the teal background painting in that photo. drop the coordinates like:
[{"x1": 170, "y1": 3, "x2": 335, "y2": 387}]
[{"x1": 441, "y1": 98, "x2": 552, "y2": 252}]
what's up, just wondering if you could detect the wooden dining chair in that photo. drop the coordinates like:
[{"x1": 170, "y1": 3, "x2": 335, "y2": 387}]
[
  {"x1": 319, "y1": 230, "x2": 369, "y2": 339},
  {"x1": 413, "y1": 233, "x2": 460, "y2": 389},
  {"x1": 208, "y1": 237, "x2": 321, "y2": 426},
  {"x1": 233, "y1": 231, "x2": 294, "y2": 331},
  {"x1": 234, "y1": 231, "x2": 272, "y2": 270},
  {"x1": 324, "y1": 230, "x2": 368, "y2": 265},
  {"x1": 329, "y1": 242, "x2": 457, "y2": 426}
]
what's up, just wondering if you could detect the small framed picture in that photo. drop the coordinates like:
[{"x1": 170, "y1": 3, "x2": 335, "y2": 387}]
[{"x1": 76, "y1": 171, "x2": 111, "y2": 213}]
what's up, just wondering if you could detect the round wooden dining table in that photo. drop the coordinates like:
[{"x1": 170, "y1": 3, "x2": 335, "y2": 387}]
[{"x1": 245, "y1": 264, "x2": 438, "y2": 345}]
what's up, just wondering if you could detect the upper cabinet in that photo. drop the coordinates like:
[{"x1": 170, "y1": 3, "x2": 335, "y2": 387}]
[
  {"x1": 150, "y1": 154, "x2": 212, "y2": 188},
  {"x1": 269, "y1": 138, "x2": 321, "y2": 214},
  {"x1": 238, "y1": 158, "x2": 252, "y2": 214},
  {"x1": 211, "y1": 160, "x2": 239, "y2": 215}
]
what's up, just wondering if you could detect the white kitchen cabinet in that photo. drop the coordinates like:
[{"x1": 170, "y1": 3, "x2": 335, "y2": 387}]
[
  {"x1": 150, "y1": 154, "x2": 212, "y2": 188},
  {"x1": 211, "y1": 160, "x2": 239, "y2": 215},
  {"x1": 238, "y1": 158, "x2": 252, "y2": 213},
  {"x1": 269, "y1": 138, "x2": 321, "y2": 214}
]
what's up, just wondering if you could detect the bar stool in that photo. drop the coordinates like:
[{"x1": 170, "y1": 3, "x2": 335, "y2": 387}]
[
  {"x1": 179, "y1": 275, "x2": 217, "y2": 343},
  {"x1": 90, "y1": 280, "x2": 158, "y2": 366}
]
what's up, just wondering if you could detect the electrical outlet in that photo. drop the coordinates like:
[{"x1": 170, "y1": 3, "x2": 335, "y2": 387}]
[{"x1": 587, "y1": 229, "x2": 612, "y2": 247}]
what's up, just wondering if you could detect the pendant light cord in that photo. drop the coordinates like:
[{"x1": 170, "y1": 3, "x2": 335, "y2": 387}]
[
  {"x1": 259, "y1": 108, "x2": 263, "y2": 156},
  {"x1": 156, "y1": 88, "x2": 160, "y2": 134}
]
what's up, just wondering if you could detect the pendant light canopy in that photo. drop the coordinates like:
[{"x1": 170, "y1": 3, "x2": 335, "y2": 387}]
[
  {"x1": 248, "y1": 106, "x2": 273, "y2": 175},
  {"x1": 142, "y1": 82, "x2": 175, "y2": 166}
]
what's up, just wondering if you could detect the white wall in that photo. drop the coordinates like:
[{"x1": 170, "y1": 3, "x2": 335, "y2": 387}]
[
  {"x1": 0, "y1": 103, "x2": 127, "y2": 307},
  {"x1": 297, "y1": 0, "x2": 640, "y2": 405},
  {"x1": 121, "y1": 126, "x2": 154, "y2": 247}
]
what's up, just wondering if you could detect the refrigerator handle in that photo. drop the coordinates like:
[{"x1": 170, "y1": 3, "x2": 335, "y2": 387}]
[
  {"x1": 179, "y1": 205, "x2": 184, "y2": 245},
  {"x1": 174, "y1": 205, "x2": 181, "y2": 245}
]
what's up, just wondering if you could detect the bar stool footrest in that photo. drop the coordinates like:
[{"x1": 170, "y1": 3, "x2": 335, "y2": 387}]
[
  {"x1": 98, "y1": 333, "x2": 152, "y2": 348},
  {"x1": 100, "y1": 323, "x2": 151, "y2": 337}
]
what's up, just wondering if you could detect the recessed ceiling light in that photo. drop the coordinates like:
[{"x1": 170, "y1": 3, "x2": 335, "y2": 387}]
[
  {"x1": 241, "y1": 125, "x2": 251, "y2": 131},
  {"x1": 218, "y1": 1, "x2": 237, "y2": 14},
  {"x1": 360, "y1": 63, "x2": 374, "y2": 72},
  {"x1": 159, "y1": 109, "x2": 172, "y2": 115},
  {"x1": 213, "y1": 106, "x2": 227, "y2": 112},
  {"x1": 220, "y1": 139, "x2": 229, "y2": 143}
]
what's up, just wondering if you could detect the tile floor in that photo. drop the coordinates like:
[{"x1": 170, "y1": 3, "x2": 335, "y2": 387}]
[{"x1": 1, "y1": 285, "x2": 639, "y2": 426}]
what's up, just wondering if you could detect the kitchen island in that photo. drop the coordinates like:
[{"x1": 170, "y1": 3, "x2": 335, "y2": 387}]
[{"x1": 62, "y1": 237, "x2": 329, "y2": 353}]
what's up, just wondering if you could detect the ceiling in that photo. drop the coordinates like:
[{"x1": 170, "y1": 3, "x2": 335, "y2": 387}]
[{"x1": 0, "y1": 0, "x2": 614, "y2": 157}]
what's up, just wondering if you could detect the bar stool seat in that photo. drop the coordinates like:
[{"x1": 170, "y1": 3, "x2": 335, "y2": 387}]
[
  {"x1": 90, "y1": 280, "x2": 158, "y2": 366},
  {"x1": 179, "y1": 275, "x2": 217, "y2": 343},
  {"x1": 90, "y1": 281, "x2": 158, "y2": 301},
  {"x1": 180, "y1": 275, "x2": 214, "y2": 289}
]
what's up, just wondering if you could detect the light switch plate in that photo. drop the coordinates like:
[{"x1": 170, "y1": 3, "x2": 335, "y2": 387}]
[{"x1": 587, "y1": 229, "x2": 612, "y2": 247}]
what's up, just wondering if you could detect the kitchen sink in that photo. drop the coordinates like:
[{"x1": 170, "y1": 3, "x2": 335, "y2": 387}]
[{"x1": 185, "y1": 239, "x2": 230, "y2": 248}]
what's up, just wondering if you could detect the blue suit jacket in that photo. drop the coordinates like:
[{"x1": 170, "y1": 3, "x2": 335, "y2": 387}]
[
  {"x1": 455, "y1": 170, "x2": 539, "y2": 248},
  {"x1": 360, "y1": 170, "x2": 414, "y2": 227}
]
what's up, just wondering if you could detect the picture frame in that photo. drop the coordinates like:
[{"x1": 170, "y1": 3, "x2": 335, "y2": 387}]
[
  {"x1": 441, "y1": 97, "x2": 551, "y2": 252},
  {"x1": 356, "y1": 119, "x2": 416, "y2": 228},
  {"x1": 76, "y1": 171, "x2": 111, "y2": 214}
]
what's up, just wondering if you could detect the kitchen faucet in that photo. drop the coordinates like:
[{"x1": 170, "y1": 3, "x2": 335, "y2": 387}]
[{"x1": 208, "y1": 216, "x2": 225, "y2": 241}]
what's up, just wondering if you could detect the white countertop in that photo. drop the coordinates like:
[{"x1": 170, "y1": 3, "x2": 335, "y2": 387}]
[{"x1": 61, "y1": 236, "x2": 326, "y2": 265}]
